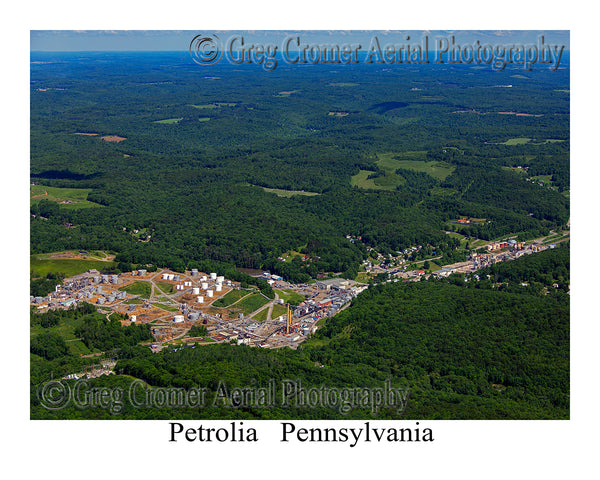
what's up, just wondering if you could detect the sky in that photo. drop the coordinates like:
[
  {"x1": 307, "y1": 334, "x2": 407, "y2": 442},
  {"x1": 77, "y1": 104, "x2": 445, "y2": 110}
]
[{"x1": 30, "y1": 30, "x2": 570, "y2": 52}]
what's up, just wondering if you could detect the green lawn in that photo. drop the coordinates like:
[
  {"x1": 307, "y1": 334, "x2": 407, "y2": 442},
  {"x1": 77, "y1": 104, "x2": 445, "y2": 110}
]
[
  {"x1": 236, "y1": 293, "x2": 270, "y2": 316},
  {"x1": 156, "y1": 281, "x2": 175, "y2": 294},
  {"x1": 212, "y1": 289, "x2": 253, "y2": 307},
  {"x1": 275, "y1": 289, "x2": 305, "y2": 306},
  {"x1": 30, "y1": 255, "x2": 116, "y2": 278},
  {"x1": 253, "y1": 303, "x2": 289, "y2": 322},
  {"x1": 118, "y1": 281, "x2": 151, "y2": 299},
  {"x1": 31, "y1": 184, "x2": 103, "y2": 209}
]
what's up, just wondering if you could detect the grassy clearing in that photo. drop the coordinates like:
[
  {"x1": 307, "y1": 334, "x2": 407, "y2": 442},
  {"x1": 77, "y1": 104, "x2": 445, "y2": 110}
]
[
  {"x1": 275, "y1": 289, "x2": 305, "y2": 306},
  {"x1": 152, "y1": 303, "x2": 179, "y2": 312},
  {"x1": 261, "y1": 187, "x2": 320, "y2": 197},
  {"x1": 156, "y1": 282, "x2": 174, "y2": 295},
  {"x1": 153, "y1": 118, "x2": 183, "y2": 124},
  {"x1": 236, "y1": 294, "x2": 270, "y2": 316},
  {"x1": 501, "y1": 137, "x2": 533, "y2": 145},
  {"x1": 30, "y1": 255, "x2": 116, "y2": 278},
  {"x1": 189, "y1": 102, "x2": 237, "y2": 109},
  {"x1": 118, "y1": 281, "x2": 151, "y2": 299},
  {"x1": 329, "y1": 82, "x2": 359, "y2": 87},
  {"x1": 271, "y1": 304, "x2": 288, "y2": 318},
  {"x1": 352, "y1": 152, "x2": 454, "y2": 190},
  {"x1": 198, "y1": 117, "x2": 211, "y2": 122},
  {"x1": 31, "y1": 185, "x2": 102, "y2": 209},
  {"x1": 350, "y1": 170, "x2": 397, "y2": 191},
  {"x1": 212, "y1": 289, "x2": 252, "y2": 307},
  {"x1": 379, "y1": 152, "x2": 455, "y2": 181}
]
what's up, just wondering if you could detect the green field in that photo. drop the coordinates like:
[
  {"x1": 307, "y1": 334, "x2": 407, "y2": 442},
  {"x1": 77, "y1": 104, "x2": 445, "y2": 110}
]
[
  {"x1": 253, "y1": 303, "x2": 288, "y2": 322},
  {"x1": 151, "y1": 303, "x2": 179, "y2": 312},
  {"x1": 212, "y1": 289, "x2": 252, "y2": 307},
  {"x1": 261, "y1": 187, "x2": 320, "y2": 197},
  {"x1": 189, "y1": 102, "x2": 237, "y2": 109},
  {"x1": 118, "y1": 281, "x2": 151, "y2": 299},
  {"x1": 352, "y1": 152, "x2": 454, "y2": 190},
  {"x1": 235, "y1": 293, "x2": 270, "y2": 316},
  {"x1": 498, "y1": 138, "x2": 566, "y2": 146},
  {"x1": 31, "y1": 185, "x2": 103, "y2": 209},
  {"x1": 329, "y1": 82, "x2": 359, "y2": 87},
  {"x1": 198, "y1": 117, "x2": 211, "y2": 122},
  {"x1": 156, "y1": 281, "x2": 175, "y2": 294},
  {"x1": 380, "y1": 152, "x2": 455, "y2": 181},
  {"x1": 30, "y1": 255, "x2": 116, "y2": 278},
  {"x1": 275, "y1": 289, "x2": 305, "y2": 306},
  {"x1": 350, "y1": 170, "x2": 398, "y2": 191},
  {"x1": 153, "y1": 118, "x2": 183, "y2": 124}
]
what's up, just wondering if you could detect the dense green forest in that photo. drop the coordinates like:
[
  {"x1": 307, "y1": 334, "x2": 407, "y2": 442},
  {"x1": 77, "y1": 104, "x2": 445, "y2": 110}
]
[
  {"x1": 30, "y1": 52, "x2": 569, "y2": 282},
  {"x1": 31, "y1": 246, "x2": 569, "y2": 420}
]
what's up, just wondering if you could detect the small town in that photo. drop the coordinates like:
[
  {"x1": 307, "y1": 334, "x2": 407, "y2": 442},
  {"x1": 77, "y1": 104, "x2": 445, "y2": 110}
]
[{"x1": 30, "y1": 227, "x2": 567, "y2": 360}]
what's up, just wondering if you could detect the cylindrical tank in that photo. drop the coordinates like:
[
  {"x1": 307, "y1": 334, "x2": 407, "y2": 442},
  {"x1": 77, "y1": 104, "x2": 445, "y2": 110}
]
[
  {"x1": 173, "y1": 315, "x2": 185, "y2": 323},
  {"x1": 206, "y1": 290, "x2": 214, "y2": 298},
  {"x1": 130, "y1": 315, "x2": 137, "y2": 322},
  {"x1": 192, "y1": 287, "x2": 200, "y2": 295},
  {"x1": 216, "y1": 276, "x2": 224, "y2": 283},
  {"x1": 200, "y1": 275, "x2": 207, "y2": 281},
  {"x1": 107, "y1": 295, "x2": 115, "y2": 303},
  {"x1": 97, "y1": 297, "x2": 105, "y2": 305},
  {"x1": 196, "y1": 296, "x2": 203, "y2": 303},
  {"x1": 162, "y1": 273, "x2": 169, "y2": 280},
  {"x1": 215, "y1": 284, "x2": 222, "y2": 292},
  {"x1": 191, "y1": 269, "x2": 198, "y2": 276},
  {"x1": 188, "y1": 313, "x2": 200, "y2": 321},
  {"x1": 201, "y1": 282, "x2": 209, "y2": 290},
  {"x1": 210, "y1": 272, "x2": 217, "y2": 280}
]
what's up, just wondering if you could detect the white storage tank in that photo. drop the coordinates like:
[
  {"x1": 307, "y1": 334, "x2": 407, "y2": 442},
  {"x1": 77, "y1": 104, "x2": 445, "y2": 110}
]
[
  {"x1": 130, "y1": 315, "x2": 137, "y2": 322},
  {"x1": 184, "y1": 281, "x2": 192, "y2": 287},
  {"x1": 201, "y1": 282, "x2": 209, "y2": 290},
  {"x1": 162, "y1": 273, "x2": 169, "y2": 280},
  {"x1": 210, "y1": 272, "x2": 217, "y2": 280},
  {"x1": 216, "y1": 275, "x2": 224, "y2": 283},
  {"x1": 173, "y1": 315, "x2": 185, "y2": 323},
  {"x1": 206, "y1": 290, "x2": 214, "y2": 298},
  {"x1": 168, "y1": 274, "x2": 175, "y2": 281},
  {"x1": 215, "y1": 284, "x2": 222, "y2": 292},
  {"x1": 200, "y1": 275, "x2": 207, "y2": 281},
  {"x1": 192, "y1": 287, "x2": 200, "y2": 295},
  {"x1": 196, "y1": 296, "x2": 204, "y2": 303}
]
